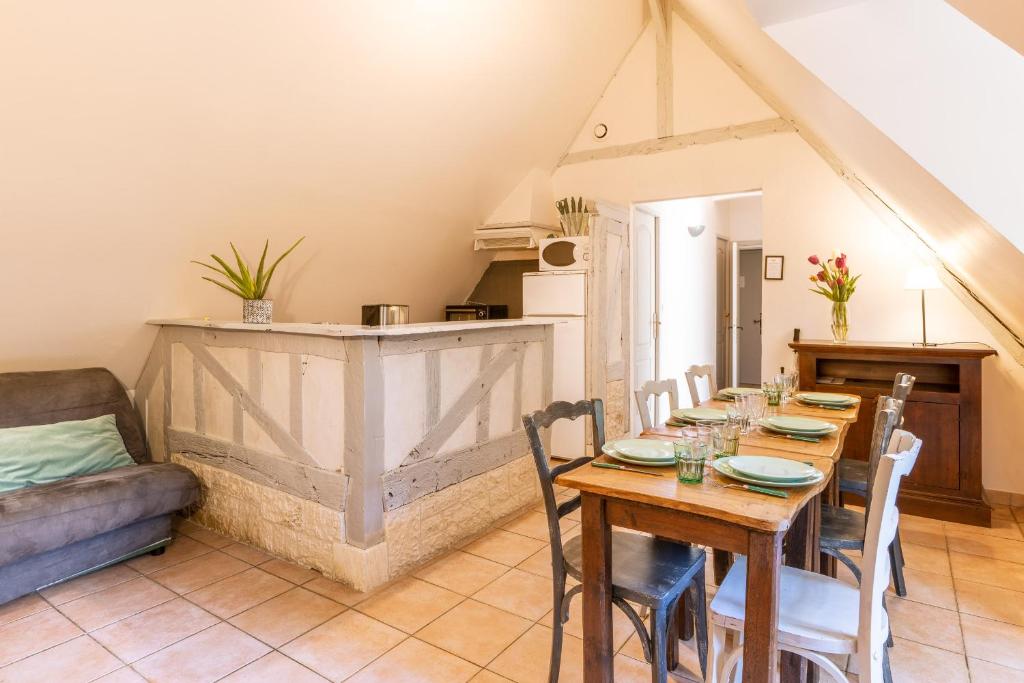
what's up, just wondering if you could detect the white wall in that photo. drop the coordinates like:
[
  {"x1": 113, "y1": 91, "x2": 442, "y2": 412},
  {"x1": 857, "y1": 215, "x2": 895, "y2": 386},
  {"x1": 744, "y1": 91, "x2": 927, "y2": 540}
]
[
  {"x1": 721, "y1": 195, "x2": 763, "y2": 243},
  {"x1": 552, "y1": 17, "x2": 1024, "y2": 494},
  {"x1": 0, "y1": 0, "x2": 642, "y2": 384},
  {"x1": 643, "y1": 197, "x2": 723, "y2": 409},
  {"x1": 762, "y1": 0, "x2": 1024, "y2": 254}
]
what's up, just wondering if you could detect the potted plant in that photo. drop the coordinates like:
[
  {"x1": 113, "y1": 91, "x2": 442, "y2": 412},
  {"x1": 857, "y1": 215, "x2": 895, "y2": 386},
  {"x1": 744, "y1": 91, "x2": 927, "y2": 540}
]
[
  {"x1": 193, "y1": 237, "x2": 304, "y2": 324},
  {"x1": 807, "y1": 252, "x2": 860, "y2": 343}
]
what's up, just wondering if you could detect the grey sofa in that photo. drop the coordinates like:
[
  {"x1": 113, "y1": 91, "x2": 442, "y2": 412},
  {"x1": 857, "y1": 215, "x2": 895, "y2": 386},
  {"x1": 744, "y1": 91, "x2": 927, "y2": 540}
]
[{"x1": 0, "y1": 368, "x2": 200, "y2": 604}]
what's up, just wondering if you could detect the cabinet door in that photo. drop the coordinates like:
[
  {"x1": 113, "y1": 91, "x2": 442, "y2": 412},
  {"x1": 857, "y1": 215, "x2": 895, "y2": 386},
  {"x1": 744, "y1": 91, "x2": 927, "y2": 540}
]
[{"x1": 902, "y1": 401, "x2": 960, "y2": 491}]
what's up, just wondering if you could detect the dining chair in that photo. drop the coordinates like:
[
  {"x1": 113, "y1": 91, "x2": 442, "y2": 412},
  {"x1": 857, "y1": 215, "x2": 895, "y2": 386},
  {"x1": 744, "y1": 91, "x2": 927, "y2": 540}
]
[
  {"x1": 709, "y1": 430, "x2": 922, "y2": 683},
  {"x1": 815, "y1": 395, "x2": 913, "y2": 598},
  {"x1": 838, "y1": 373, "x2": 916, "y2": 498},
  {"x1": 836, "y1": 373, "x2": 915, "y2": 596},
  {"x1": 634, "y1": 378, "x2": 681, "y2": 431},
  {"x1": 684, "y1": 364, "x2": 718, "y2": 406},
  {"x1": 522, "y1": 398, "x2": 709, "y2": 683}
]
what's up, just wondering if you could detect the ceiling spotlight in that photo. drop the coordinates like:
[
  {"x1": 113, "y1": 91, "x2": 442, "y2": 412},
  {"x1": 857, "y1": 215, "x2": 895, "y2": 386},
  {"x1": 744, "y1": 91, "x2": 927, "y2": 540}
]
[{"x1": 688, "y1": 225, "x2": 706, "y2": 237}]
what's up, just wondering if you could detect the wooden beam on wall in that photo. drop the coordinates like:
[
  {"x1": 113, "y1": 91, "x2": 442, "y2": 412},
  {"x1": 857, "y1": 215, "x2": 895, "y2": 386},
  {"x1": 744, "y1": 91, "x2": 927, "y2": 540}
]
[
  {"x1": 558, "y1": 117, "x2": 793, "y2": 166},
  {"x1": 652, "y1": 0, "x2": 673, "y2": 138}
]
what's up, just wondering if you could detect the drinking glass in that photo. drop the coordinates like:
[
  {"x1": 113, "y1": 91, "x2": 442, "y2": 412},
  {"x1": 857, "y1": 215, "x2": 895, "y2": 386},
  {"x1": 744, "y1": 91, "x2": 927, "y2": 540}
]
[
  {"x1": 674, "y1": 437, "x2": 708, "y2": 484},
  {"x1": 762, "y1": 381, "x2": 782, "y2": 407},
  {"x1": 725, "y1": 404, "x2": 747, "y2": 434},
  {"x1": 712, "y1": 423, "x2": 740, "y2": 459},
  {"x1": 739, "y1": 393, "x2": 768, "y2": 432}
]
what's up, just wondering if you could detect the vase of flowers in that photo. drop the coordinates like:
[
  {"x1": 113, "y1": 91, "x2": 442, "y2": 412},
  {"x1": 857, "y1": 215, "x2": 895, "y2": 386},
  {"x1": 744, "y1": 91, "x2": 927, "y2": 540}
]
[
  {"x1": 808, "y1": 252, "x2": 860, "y2": 344},
  {"x1": 193, "y1": 237, "x2": 305, "y2": 323}
]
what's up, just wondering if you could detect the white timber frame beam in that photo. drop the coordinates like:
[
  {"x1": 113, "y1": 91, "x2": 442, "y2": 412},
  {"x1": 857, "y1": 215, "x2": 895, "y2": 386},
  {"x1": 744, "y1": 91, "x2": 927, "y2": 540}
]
[{"x1": 651, "y1": 0, "x2": 673, "y2": 138}]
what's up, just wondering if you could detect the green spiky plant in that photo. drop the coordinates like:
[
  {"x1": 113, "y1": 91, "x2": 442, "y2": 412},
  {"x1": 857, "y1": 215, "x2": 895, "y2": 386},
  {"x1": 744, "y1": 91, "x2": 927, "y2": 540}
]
[{"x1": 192, "y1": 237, "x2": 305, "y2": 300}]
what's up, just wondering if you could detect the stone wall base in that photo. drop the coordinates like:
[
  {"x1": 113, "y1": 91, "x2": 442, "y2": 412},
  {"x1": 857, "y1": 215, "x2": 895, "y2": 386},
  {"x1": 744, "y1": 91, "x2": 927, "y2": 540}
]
[{"x1": 172, "y1": 450, "x2": 542, "y2": 592}]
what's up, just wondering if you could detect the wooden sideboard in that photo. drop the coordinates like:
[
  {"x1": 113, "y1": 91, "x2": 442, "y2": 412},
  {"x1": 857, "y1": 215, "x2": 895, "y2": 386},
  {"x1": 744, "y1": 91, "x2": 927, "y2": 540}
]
[{"x1": 790, "y1": 340, "x2": 996, "y2": 526}]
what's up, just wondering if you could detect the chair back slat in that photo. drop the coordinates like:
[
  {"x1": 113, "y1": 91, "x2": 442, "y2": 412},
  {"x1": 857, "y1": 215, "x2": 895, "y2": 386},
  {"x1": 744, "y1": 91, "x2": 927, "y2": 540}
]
[
  {"x1": 857, "y1": 429, "x2": 922, "y2": 682},
  {"x1": 864, "y1": 396, "x2": 900, "y2": 516},
  {"x1": 634, "y1": 379, "x2": 680, "y2": 431},
  {"x1": 891, "y1": 373, "x2": 916, "y2": 424},
  {"x1": 522, "y1": 399, "x2": 605, "y2": 552},
  {"x1": 684, "y1": 364, "x2": 717, "y2": 406}
]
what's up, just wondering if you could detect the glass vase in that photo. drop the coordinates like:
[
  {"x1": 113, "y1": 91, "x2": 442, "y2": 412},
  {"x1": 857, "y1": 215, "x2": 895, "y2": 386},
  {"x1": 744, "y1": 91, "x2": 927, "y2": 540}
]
[{"x1": 831, "y1": 301, "x2": 849, "y2": 344}]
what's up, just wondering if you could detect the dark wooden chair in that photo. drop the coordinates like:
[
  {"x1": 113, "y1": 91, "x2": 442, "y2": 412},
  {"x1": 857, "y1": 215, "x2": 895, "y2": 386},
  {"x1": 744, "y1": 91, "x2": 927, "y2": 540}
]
[
  {"x1": 522, "y1": 398, "x2": 708, "y2": 683},
  {"x1": 837, "y1": 373, "x2": 915, "y2": 498},
  {"x1": 821, "y1": 395, "x2": 913, "y2": 623}
]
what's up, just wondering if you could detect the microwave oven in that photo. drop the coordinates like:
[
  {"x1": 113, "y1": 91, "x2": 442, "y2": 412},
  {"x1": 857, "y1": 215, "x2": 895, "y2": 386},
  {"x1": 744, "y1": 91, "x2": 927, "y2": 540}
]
[{"x1": 538, "y1": 237, "x2": 591, "y2": 271}]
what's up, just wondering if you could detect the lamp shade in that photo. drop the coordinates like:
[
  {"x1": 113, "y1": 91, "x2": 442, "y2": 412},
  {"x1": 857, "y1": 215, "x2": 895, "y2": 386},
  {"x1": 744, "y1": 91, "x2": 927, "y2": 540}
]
[{"x1": 904, "y1": 266, "x2": 941, "y2": 291}]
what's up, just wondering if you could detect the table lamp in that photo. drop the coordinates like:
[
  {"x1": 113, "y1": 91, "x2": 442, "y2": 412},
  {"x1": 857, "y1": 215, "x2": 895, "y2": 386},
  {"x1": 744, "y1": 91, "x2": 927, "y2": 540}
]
[{"x1": 904, "y1": 266, "x2": 941, "y2": 346}]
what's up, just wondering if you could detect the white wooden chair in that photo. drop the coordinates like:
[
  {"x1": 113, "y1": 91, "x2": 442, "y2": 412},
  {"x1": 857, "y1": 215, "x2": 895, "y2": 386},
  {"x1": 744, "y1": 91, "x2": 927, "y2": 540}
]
[
  {"x1": 634, "y1": 379, "x2": 680, "y2": 431},
  {"x1": 708, "y1": 430, "x2": 922, "y2": 683},
  {"x1": 684, "y1": 364, "x2": 718, "y2": 406}
]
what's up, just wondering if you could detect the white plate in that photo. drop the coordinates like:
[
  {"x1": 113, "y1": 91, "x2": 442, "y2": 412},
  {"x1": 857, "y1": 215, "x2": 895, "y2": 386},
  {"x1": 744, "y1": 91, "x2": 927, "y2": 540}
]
[
  {"x1": 671, "y1": 407, "x2": 727, "y2": 423},
  {"x1": 796, "y1": 392, "x2": 857, "y2": 405},
  {"x1": 712, "y1": 457, "x2": 824, "y2": 488},
  {"x1": 611, "y1": 439, "x2": 675, "y2": 461},
  {"x1": 727, "y1": 455, "x2": 818, "y2": 482},
  {"x1": 720, "y1": 387, "x2": 762, "y2": 396},
  {"x1": 762, "y1": 415, "x2": 836, "y2": 434},
  {"x1": 605, "y1": 450, "x2": 675, "y2": 468}
]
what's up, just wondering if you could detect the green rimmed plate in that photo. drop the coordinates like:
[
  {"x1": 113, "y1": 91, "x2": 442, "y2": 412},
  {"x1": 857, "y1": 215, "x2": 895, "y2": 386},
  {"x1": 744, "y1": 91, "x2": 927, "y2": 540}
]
[
  {"x1": 761, "y1": 415, "x2": 836, "y2": 434},
  {"x1": 795, "y1": 392, "x2": 857, "y2": 406},
  {"x1": 727, "y1": 455, "x2": 818, "y2": 482},
  {"x1": 602, "y1": 443, "x2": 674, "y2": 467},
  {"x1": 606, "y1": 439, "x2": 675, "y2": 462},
  {"x1": 670, "y1": 407, "x2": 727, "y2": 423},
  {"x1": 712, "y1": 457, "x2": 824, "y2": 488}
]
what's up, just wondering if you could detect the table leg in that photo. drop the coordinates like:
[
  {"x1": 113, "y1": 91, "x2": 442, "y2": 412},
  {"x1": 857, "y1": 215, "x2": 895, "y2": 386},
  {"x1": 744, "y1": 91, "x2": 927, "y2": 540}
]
[
  {"x1": 581, "y1": 493, "x2": 613, "y2": 683},
  {"x1": 743, "y1": 531, "x2": 783, "y2": 683}
]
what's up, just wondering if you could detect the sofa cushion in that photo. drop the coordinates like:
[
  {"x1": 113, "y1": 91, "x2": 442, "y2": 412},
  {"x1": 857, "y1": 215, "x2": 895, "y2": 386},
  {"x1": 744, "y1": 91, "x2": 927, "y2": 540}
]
[
  {"x1": 0, "y1": 414, "x2": 136, "y2": 493},
  {"x1": 0, "y1": 463, "x2": 199, "y2": 565},
  {"x1": 0, "y1": 368, "x2": 149, "y2": 463}
]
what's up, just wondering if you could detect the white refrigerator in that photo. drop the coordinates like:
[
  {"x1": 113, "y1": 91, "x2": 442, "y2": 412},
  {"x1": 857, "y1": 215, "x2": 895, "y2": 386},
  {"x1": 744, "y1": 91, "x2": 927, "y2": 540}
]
[{"x1": 522, "y1": 271, "x2": 587, "y2": 460}]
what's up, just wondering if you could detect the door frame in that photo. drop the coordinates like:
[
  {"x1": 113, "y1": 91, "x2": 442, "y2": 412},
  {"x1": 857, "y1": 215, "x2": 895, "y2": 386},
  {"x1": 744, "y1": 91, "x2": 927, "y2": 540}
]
[
  {"x1": 729, "y1": 240, "x2": 763, "y2": 387},
  {"x1": 628, "y1": 205, "x2": 660, "y2": 434}
]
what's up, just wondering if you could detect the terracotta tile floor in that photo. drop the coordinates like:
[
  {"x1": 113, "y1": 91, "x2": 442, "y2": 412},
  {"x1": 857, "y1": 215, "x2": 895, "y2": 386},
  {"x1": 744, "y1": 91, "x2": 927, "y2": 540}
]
[{"x1": 1, "y1": 506, "x2": 1023, "y2": 682}]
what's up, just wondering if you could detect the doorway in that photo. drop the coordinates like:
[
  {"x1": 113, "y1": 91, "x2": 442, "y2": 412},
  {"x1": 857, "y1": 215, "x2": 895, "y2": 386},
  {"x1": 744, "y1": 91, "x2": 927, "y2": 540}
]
[
  {"x1": 736, "y1": 246, "x2": 763, "y2": 387},
  {"x1": 630, "y1": 192, "x2": 763, "y2": 429}
]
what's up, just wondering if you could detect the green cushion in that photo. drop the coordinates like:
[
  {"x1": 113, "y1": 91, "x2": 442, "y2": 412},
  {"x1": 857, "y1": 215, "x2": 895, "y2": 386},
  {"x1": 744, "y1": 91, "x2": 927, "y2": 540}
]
[{"x1": 0, "y1": 414, "x2": 136, "y2": 493}]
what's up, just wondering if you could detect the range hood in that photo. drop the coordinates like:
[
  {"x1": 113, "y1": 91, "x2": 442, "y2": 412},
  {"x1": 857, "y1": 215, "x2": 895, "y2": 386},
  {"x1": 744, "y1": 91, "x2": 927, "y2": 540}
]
[{"x1": 472, "y1": 221, "x2": 562, "y2": 251}]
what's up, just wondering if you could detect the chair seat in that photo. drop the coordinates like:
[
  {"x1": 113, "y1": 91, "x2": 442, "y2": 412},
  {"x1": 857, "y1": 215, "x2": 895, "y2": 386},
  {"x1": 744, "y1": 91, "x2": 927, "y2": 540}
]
[
  {"x1": 838, "y1": 459, "x2": 868, "y2": 495},
  {"x1": 563, "y1": 531, "x2": 705, "y2": 608},
  {"x1": 710, "y1": 557, "x2": 886, "y2": 655},
  {"x1": 820, "y1": 504, "x2": 867, "y2": 551}
]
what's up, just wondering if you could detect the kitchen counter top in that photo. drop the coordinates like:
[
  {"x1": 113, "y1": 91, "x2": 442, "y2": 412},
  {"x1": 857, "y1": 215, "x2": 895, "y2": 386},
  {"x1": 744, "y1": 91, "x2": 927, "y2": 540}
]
[{"x1": 148, "y1": 317, "x2": 551, "y2": 337}]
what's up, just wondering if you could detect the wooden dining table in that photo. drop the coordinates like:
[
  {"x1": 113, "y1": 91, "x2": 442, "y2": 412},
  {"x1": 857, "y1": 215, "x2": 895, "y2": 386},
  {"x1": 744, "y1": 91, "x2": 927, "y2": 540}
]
[{"x1": 555, "y1": 394, "x2": 860, "y2": 682}]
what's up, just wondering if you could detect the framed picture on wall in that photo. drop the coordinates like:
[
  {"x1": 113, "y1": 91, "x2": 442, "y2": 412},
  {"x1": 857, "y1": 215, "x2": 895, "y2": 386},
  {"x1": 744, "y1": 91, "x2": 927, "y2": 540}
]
[{"x1": 764, "y1": 255, "x2": 784, "y2": 280}]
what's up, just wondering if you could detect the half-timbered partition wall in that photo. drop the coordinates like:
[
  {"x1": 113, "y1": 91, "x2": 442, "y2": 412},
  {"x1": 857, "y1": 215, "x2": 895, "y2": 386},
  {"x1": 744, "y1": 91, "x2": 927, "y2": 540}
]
[{"x1": 136, "y1": 320, "x2": 553, "y2": 590}]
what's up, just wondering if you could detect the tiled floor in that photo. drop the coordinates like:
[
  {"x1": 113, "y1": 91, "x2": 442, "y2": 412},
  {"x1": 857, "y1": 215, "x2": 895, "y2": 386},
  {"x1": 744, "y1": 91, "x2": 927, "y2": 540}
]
[{"x1": 2, "y1": 504, "x2": 1024, "y2": 682}]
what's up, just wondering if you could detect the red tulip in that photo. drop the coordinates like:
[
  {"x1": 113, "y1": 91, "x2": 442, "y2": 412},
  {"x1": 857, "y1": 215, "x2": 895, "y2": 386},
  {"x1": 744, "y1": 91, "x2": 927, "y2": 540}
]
[
  {"x1": 816, "y1": 271, "x2": 826, "y2": 281},
  {"x1": 835, "y1": 256, "x2": 846, "y2": 269},
  {"x1": 836, "y1": 277, "x2": 845, "y2": 286},
  {"x1": 808, "y1": 255, "x2": 820, "y2": 265}
]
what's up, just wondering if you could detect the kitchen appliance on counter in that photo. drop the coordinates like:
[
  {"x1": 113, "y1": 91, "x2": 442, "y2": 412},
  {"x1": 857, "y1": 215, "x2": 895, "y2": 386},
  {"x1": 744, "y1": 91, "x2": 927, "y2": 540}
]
[
  {"x1": 539, "y1": 236, "x2": 591, "y2": 271},
  {"x1": 522, "y1": 270, "x2": 586, "y2": 460},
  {"x1": 361, "y1": 304, "x2": 409, "y2": 326},
  {"x1": 444, "y1": 303, "x2": 508, "y2": 321}
]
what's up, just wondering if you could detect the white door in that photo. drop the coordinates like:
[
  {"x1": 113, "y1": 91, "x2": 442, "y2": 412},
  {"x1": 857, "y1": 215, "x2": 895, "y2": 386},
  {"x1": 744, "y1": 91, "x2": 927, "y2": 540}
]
[{"x1": 632, "y1": 209, "x2": 656, "y2": 430}]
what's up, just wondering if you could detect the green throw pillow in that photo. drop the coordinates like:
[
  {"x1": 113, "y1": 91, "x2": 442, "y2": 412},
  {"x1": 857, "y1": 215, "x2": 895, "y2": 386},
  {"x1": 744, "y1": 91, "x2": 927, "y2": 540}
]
[{"x1": 0, "y1": 414, "x2": 136, "y2": 493}]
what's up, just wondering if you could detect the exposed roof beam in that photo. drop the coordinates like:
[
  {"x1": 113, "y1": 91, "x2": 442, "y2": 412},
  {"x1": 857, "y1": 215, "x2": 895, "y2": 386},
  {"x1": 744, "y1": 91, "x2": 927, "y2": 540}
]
[
  {"x1": 558, "y1": 118, "x2": 793, "y2": 166},
  {"x1": 673, "y1": 0, "x2": 1024, "y2": 364},
  {"x1": 653, "y1": 0, "x2": 674, "y2": 138}
]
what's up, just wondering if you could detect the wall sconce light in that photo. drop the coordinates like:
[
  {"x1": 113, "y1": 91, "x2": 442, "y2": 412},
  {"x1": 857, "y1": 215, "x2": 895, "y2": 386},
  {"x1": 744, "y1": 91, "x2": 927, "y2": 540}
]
[{"x1": 687, "y1": 225, "x2": 706, "y2": 238}]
